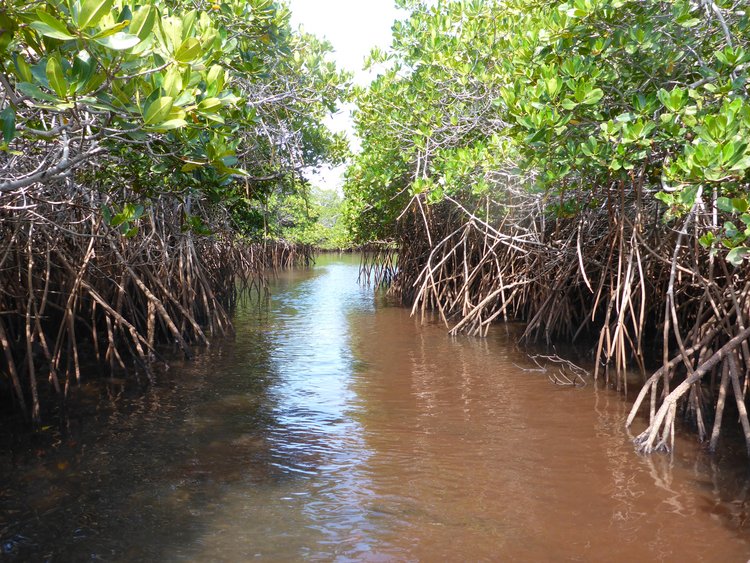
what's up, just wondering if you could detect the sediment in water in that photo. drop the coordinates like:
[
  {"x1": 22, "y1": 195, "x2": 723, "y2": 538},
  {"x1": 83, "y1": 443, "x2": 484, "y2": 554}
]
[{"x1": 360, "y1": 185, "x2": 750, "y2": 455}]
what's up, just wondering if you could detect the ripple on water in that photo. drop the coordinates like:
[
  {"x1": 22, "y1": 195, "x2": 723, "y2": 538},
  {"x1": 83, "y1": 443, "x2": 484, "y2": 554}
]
[{"x1": 0, "y1": 256, "x2": 749, "y2": 561}]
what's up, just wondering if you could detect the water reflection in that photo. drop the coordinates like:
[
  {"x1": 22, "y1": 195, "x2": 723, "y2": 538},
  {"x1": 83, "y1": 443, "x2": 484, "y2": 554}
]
[{"x1": 0, "y1": 254, "x2": 749, "y2": 561}]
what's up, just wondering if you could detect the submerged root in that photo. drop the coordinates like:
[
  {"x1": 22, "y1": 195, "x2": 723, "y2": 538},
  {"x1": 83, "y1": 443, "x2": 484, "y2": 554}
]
[
  {"x1": 0, "y1": 183, "x2": 308, "y2": 424},
  {"x1": 630, "y1": 325, "x2": 750, "y2": 455},
  {"x1": 359, "y1": 243, "x2": 398, "y2": 288},
  {"x1": 362, "y1": 176, "x2": 750, "y2": 454},
  {"x1": 264, "y1": 240, "x2": 315, "y2": 270},
  {"x1": 517, "y1": 354, "x2": 588, "y2": 387}
]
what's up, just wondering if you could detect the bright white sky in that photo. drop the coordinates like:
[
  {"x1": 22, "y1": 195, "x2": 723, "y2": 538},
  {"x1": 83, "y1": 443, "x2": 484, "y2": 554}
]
[
  {"x1": 287, "y1": 0, "x2": 401, "y2": 85},
  {"x1": 286, "y1": 0, "x2": 404, "y2": 191}
]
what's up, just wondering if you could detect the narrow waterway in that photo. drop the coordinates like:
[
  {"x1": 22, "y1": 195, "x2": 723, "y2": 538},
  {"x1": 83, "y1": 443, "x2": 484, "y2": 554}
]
[{"x1": 1, "y1": 254, "x2": 749, "y2": 561}]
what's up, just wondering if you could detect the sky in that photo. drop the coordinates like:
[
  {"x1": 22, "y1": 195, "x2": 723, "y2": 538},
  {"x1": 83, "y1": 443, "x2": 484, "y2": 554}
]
[
  {"x1": 287, "y1": 0, "x2": 401, "y2": 86},
  {"x1": 285, "y1": 0, "x2": 404, "y2": 191}
]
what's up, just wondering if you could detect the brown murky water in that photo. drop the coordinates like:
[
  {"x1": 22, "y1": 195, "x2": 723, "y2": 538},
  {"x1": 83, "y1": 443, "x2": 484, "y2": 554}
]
[{"x1": 1, "y1": 254, "x2": 749, "y2": 561}]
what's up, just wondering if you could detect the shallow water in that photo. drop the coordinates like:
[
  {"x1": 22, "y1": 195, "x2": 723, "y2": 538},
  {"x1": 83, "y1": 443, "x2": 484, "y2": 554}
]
[{"x1": 1, "y1": 254, "x2": 749, "y2": 561}]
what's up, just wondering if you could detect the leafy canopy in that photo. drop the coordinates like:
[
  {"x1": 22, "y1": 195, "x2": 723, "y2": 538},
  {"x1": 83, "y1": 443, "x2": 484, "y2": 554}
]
[
  {"x1": 1, "y1": 0, "x2": 350, "y2": 239},
  {"x1": 345, "y1": 0, "x2": 750, "y2": 263}
]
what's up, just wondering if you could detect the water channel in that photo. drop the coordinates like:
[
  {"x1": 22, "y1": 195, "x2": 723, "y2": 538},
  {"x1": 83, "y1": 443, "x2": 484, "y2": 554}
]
[{"x1": 1, "y1": 254, "x2": 749, "y2": 561}]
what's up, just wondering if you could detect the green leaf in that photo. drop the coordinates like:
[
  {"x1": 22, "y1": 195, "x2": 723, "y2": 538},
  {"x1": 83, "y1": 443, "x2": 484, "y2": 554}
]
[
  {"x1": 13, "y1": 55, "x2": 33, "y2": 83},
  {"x1": 545, "y1": 77, "x2": 559, "y2": 98},
  {"x1": 46, "y1": 56, "x2": 67, "y2": 98},
  {"x1": 726, "y1": 246, "x2": 749, "y2": 266},
  {"x1": 118, "y1": 6, "x2": 133, "y2": 24},
  {"x1": 0, "y1": 13, "x2": 17, "y2": 51},
  {"x1": 92, "y1": 20, "x2": 129, "y2": 39},
  {"x1": 80, "y1": 72, "x2": 106, "y2": 95},
  {"x1": 197, "y1": 97, "x2": 221, "y2": 112},
  {"x1": 95, "y1": 31, "x2": 140, "y2": 50},
  {"x1": 71, "y1": 51, "x2": 96, "y2": 93},
  {"x1": 677, "y1": 17, "x2": 700, "y2": 28},
  {"x1": 582, "y1": 88, "x2": 603, "y2": 105},
  {"x1": 149, "y1": 118, "x2": 187, "y2": 131},
  {"x1": 656, "y1": 88, "x2": 667, "y2": 108},
  {"x1": 731, "y1": 156, "x2": 750, "y2": 172},
  {"x1": 162, "y1": 67, "x2": 183, "y2": 98},
  {"x1": 111, "y1": 203, "x2": 144, "y2": 229},
  {"x1": 174, "y1": 89, "x2": 196, "y2": 107},
  {"x1": 717, "y1": 196, "x2": 733, "y2": 213},
  {"x1": 31, "y1": 11, "x2": 76, "y2": 40},
  {"x1": 724, "y1": 221, "x2": 739, "y2": 238},
  {"x1": 561, "y1": 98, "x2": 577, "y2": 110},
  {"x1": 110, "y1": 214, "x2": 127, "y2": 228},
  {"x1": 207, "y1": 64, "x2": 224, "y2": 86},
  {"x1": 181, "y1": 10, "x2": 198, "y2": 40},
  {"x1": 143, "y1": 96, "x2": 174, "y2": 125},
  {"x1": 677, "y1": 185, "x2": 699, "y2": 206},
  {"x1": 77, "y1": 0, "x2": 114, "y2": 30},
  {"x1": 206, "y1": 64, "x2": 225, "y2": 96},
  {"x1": 722, "y1": 142, "x2": 736, "y2": 165},
  {"x1": 16, "y1": 82, "x2": 58, "y2": 102},
  {"x1": 101, "y1": 205, "x2": 112, "y2": 225},
  {"x1": 175, "y1": 37, "x2": 201, "y2": 62},
  {"x1": 166, "y1": 107, "x2": 186, "y2": 121},
  {"x1": 732, "y1": 198, "x2": 749, "y2": 213},
  {"x1": 131, "y1": 204, "x2": 144, "y2": 221},
  {"x1": 181, "y1": 162, "x2": 201, "y2": 172},
  {"x1": 698, "y1": 232, "x2": 715, "y2": 248},
  {"x1": 201, "y1": 112, "x2": 224, "y2": 124},
  {"x1": 129, "y1": 5, "x2": 155, "y2": 40},
  {"x1": 0, "y1": 107, "x2": 15, "y2": 143}
]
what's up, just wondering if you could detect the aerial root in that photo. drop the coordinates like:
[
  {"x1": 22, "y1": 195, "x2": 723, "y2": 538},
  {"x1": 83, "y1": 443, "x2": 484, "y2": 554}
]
[
  {"x1": 361, "y1": 179, "x2": 750, "y2": 453},
  {"x1": 0, "y1": 190, "x2": 312, "y2": 423}
]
